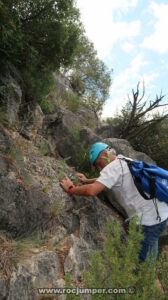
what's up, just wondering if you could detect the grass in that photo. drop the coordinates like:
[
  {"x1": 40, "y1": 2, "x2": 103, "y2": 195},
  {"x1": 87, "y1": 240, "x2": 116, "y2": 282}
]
[{"x1": 43, "y1": 176, "x2": 55, "y2": 193}]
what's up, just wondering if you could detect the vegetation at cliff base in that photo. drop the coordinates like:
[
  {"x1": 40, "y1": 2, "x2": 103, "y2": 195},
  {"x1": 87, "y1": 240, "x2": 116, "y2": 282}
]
[{"x1": 66, "y1": 217, "x2": 168, "y2": 299}]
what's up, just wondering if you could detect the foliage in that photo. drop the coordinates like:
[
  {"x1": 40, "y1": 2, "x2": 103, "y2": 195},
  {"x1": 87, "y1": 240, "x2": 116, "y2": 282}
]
[
  {"x1": 58, "y1": 170, "x2": 67, "y2": 181},
  {"x1": 82, "y1": 217, "x2": 166, "y2": 300},
  {"x1": 66, "y1": 34, "x2": 112, "y2": 117},
  {"x1": 5, "y1": 143, "x2": 23, "y2": 163},
  {"x1": 157, "y1": 249, "x2": 168, "y2": 299},
  {"x1": 53, "y1": 89, "x2": 82, "y2": 113},
  {"x1": 0, "y1": 107, "x2": 9, "y2": 127},
  {"x1": 0, "y1": 0, "x2": 81, "y2": 70},
  {"x1": 43, "y1": 176, "x2": 54, "y2": 193},
  {"x1": 49, "y1": 201, "x2": 63, "y2": 219},
  {"x1": 68, "y1": 124, "x2": 90, "y2": 172},
  {"x1": 0, "y1": 0, "x2": 82, "y2": 108},
  {"x1": 64, "y1": 273, "x2": 81, "y2": 300},
  {"x1": 15, "y1": 235, "x2": 46, "y2": 257},
  {"x1": 39, "y1": 98, "x2": 53, "y2": 114},
  {"x1": 0, "y1": 0, "x2": 112, "y2": 121},
  {"x1": 130, "y1": 117, "x2": 168, "y2": 169}
]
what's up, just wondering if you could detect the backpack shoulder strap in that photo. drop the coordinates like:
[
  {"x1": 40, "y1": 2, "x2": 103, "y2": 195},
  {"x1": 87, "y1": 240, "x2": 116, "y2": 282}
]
[
  {"x1": 118, "y1": 157, "x2": 161, "y2": 222},
  {"x1": 118, "y1": 157, "x2": 153, "y2": 200}
]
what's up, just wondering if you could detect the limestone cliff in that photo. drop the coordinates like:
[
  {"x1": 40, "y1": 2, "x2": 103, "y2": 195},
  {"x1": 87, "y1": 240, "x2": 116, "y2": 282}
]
[{"x1": 0, "y1": 65, "x2": 167, "y2": 300}]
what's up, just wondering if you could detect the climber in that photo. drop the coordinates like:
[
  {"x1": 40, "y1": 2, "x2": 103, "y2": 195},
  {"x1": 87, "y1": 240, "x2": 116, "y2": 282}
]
[{"x1": 60, "y1": 142, "x2": 168, "y2": 269}]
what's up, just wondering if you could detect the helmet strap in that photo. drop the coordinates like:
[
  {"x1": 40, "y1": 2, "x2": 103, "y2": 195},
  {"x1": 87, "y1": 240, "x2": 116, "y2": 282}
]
[{"x1": 100, "y1": 152, "x2": 111, "y2": 164}]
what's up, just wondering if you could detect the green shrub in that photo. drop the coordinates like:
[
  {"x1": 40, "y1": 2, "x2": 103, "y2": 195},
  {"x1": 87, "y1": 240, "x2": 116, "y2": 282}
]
[
  {"x1": 68, "y1": 124, "x2": 90, "y2": 172},
  {"x1": 23, "y1": 67, "x2": 55, "y2": 114},
  {"x1": 81, "y1": 217, "x2": 165, "y2": 300},
  {"x1": 53, "y1": 87, "x2": 82, "y2": 113},
  {"x1": 64, "y1": 273, "x2": 81, "y2": 300}
]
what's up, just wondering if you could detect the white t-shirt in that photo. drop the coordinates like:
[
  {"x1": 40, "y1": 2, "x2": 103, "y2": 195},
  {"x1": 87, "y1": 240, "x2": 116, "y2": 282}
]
[{"x1": 96, "y1": 155, "x2": 168, "y2": 225}]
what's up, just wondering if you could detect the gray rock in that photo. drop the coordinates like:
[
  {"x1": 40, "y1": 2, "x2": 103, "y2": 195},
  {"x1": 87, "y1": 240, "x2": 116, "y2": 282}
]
[
  {"x1": 104, "y1": 138, "x2": 155, "y2": 163},
  {"x1": 8, "y1": 251, "x2": 60, "y2": 300},
  {"x1": 77, "y1": 106, "x2": 101, "y2": 129},
  {"x1": 0, "y1": 126, "x2": 14, "y2": 153},
  {"x1": 95, "y1": 124, "x2": 118, "y2": 138},
  {"x1": 99, "y1": 189, "x2": 128, "y2": 219},
  {"x1": 34, "y1": 135, "x2": 53, "y2": 157},
  {"x1": 26, "y1": 251, "x2": 60, "y2": 288},
  {"x1": 0, "y1": 176, "x2": 50, "y2": 237},
  {"x1": 0, "y1": 64, "x2": 23, "y2": 127},
  {"x1": 42, "y1": 108, "x2": 101, "y2": 169},
  {"x1": 0, "y1": 154, "x2": 8, "y2": 176},
  {"x1": 64, "y1": 234, "x2": 90, "y2": 279},
  {"x1": 7, "y1": 265, "x2": 35, "y2": 300},
  {"x1": 19, "y1": 105, "x2": 44, "y2": 141},
  {"x1": 0, "y1": 277, "x2": 7, "y2": 300}
]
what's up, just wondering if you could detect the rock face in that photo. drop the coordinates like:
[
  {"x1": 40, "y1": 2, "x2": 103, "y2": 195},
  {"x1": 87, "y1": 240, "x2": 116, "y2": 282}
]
[
  {"x1": 95, "y1": 123, "x2": 118, "y2": 138},
  {"x1": 0, "y1": 176, "x2": 50, "y2": 237},
  {"x1": 0, "y1": 65, "x2": 167, "y2": 299},
  {"x1": 8, "y1": 252, "x2": 60, "y2": 300},
  {"x1": 19, "y1": 104, "x2": 44, "y2": 141},
  {"x1": 104, "y1": 138, "x2": 155, "y2": 164},
  {"x1": 40, "y1": 108, "x2": 100, "y2": 170},
  {"x1": 0, "y1": 278, "x2": 6, "y2": 300},
  {"x1": 0, "y1": 64, "x2": 23, "y2": 127},
  {"x1": 0, "y1": 126, "x2": 125, "y2": 299}
]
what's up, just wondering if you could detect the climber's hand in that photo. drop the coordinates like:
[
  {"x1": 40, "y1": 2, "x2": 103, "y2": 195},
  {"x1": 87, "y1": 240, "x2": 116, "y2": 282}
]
[
  {"x1": 60, "y1": 176, "x2": 73, "y2": 192},
  {"x1": 76, "y1": 172, "x2": 87, "y2": 183}
]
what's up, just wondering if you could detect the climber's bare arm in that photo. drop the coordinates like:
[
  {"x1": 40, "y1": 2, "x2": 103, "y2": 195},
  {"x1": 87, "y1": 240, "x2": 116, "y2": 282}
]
[
  {"x1": 60, "y1": 176, "x2": 105, "y2": 197},
  {"x1": 76, "y1": 172, "x2": 97, "y2": 184}
]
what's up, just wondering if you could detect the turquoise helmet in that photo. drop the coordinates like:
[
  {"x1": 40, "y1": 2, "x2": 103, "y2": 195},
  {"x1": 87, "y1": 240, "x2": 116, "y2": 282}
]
[{"x1": 89, "y1": 142, "x2": 109, "y2": 165}]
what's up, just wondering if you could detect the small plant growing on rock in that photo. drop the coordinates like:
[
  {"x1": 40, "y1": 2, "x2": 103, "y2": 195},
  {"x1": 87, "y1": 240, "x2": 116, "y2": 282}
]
[
  {"x1": 43, "y1": 176, "x2": 55, "y2": 193},
  {"x1": 22, "y1": 172, "x2": 34, "y2": 187},
  {"x1": 49, "y1": 201, "x2": 63, "y2": 219},
  {"x1": 68, "y1": 124, "x2": 90, "y2": 172},
  {"x1": 64, "y1": 273, "x2": 81, "y2": 300},
  {"x1": 5, "y1": 143, "x2": 23, "y2": 163}
]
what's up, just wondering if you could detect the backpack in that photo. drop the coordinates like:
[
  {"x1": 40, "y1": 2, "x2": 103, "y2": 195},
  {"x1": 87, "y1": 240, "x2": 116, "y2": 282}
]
[{"x1": 119, "y1": 158, "x2": 168, "y2": 222}]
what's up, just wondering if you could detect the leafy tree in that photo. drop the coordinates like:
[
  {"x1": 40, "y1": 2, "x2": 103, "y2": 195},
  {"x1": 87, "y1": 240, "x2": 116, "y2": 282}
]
[
  {"x1": 130, "y1": 117, "x2": 168, "y2": 169},
  {"x1": 0, "y1": 0, "x2": 84, "y2": 111},
  {"x1": 66, "y1": 34, "x2": 112, "y2": 118},
  {"x1": 0, "y1": 0, "x2": 81, "y2": 70}
]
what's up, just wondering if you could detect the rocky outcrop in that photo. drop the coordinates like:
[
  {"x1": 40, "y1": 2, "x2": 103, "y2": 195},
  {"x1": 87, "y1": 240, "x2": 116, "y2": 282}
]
[
  {"x1": 95, "y1": 123, "x2": 118, "y2": 138},
  {"x1": 104, "y1": 138, "x2": 155, "y2": 164},
  {"x1": 40, "y1": 108, "x2": 100, "y2": 170},
  {"x1": 0, "y1": 126, "x2": 125, "y2": 299},
  {"x1": 0, "y1": 64, "x2": 24, "y2": 127},
  {"x1": 8, "y1": 252, "x2": 60, "y2": 300},
  {"x1": 0, "y1": 277, "x2": 6, "y2": 300},
  {"x1": 0, "y1": 65, "x2": 167, "y2": 299}
]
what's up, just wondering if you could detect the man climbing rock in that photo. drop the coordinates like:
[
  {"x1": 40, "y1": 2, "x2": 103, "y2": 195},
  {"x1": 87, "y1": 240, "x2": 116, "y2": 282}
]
[{"x1": 60, "y1": 142, "x2": 168, "y2": 289}]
